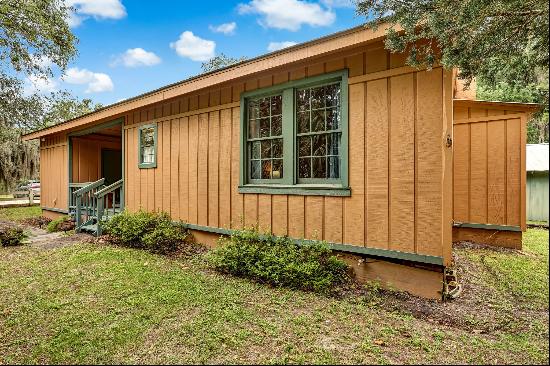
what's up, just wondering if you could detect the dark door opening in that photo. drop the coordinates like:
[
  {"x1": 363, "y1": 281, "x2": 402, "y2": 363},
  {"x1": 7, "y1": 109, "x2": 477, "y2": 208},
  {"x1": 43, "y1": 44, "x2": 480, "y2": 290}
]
[{"x1": 101, "y1": 149, "x2": 122, "y2": 185}]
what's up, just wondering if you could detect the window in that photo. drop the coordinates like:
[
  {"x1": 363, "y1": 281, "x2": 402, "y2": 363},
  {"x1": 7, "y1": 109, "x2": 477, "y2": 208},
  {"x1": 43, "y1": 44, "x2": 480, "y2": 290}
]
[
  {"x1": 239, "y1": 70, "x2": 349, "y2": 196},
  {"x1": 138, "y1": 124, "x2": 157, "y2": 168}
]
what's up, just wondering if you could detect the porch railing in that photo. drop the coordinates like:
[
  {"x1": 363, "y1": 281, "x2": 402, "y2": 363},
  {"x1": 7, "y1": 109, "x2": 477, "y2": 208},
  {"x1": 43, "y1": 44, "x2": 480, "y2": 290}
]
[
  {"x1": 94, "y1": 179, "x2": 123, "y2": 235},
  {"x1": 73, "y1": 178, "x2": 105, "y2": 231},
  {"x1": 69, "y1": 182, "x2": 91, "y2": 215}
]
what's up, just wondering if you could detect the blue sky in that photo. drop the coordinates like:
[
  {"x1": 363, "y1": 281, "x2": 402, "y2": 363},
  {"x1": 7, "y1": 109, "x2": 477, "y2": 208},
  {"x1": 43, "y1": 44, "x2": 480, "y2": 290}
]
[{"x1": 26, "y1": 0, "x2": 364, "y2": 106}]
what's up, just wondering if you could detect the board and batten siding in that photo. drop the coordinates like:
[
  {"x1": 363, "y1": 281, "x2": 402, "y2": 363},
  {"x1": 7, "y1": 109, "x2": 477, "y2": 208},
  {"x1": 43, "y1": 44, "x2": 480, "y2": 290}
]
[
  {"x1": 122, "y1": 42, "x2": 453, "y2": 266},
  {"x1": 40, "y1": 135, "x2": 69, "y2": 212},
  {"x1": 71, "y1": 135, "x2": 122, "y2": 183},
  {"x1": 453, "y1": 102, "x2": 527, "y2": 230}
]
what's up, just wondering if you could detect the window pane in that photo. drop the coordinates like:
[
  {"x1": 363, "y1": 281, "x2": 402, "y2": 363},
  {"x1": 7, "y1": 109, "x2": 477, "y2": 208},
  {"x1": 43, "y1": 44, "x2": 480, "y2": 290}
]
[
  {"x1": 251, "y1": 141, "x2": 261, "y2": 159},
  {"x1": 271, "y1": 95, "x2": 282, "y2": 115},
  {"x1": 311, "y1": 110, "x2": 325, "y2": 132},
  {"x1": 327, "y1": 133, "x2": 340, "y2": 155},
  {"x1": 250, "y1": 160, "x2": 261, "y2": 179},
  {"x1": 272, "y1": 159, "x2": 283, "y2": 179},
  {"x1": 326, "y1": 108, "x2": 339, "y2": 130},
  {"x1": 299, "y1": 158, "x2": 311, "y2": 178},
  {"x1": 249, "y1": 119, "x2": 260, "y2": 138},
  {"x1": 312, "y1": 134, "x2": 326, "y2": 156},
  {"x1": 272, "y1": 138, "x2": 283, "y2": 158},
  {"x1": 142, "y1": 146, "x2": 155, "y2": 163},
  {"x1": 311, "y1": 85, "x2": 325, "y2": 109},
  {"x1": 325, "y1": 83, "x2": 340, "y2": 107},
  {"x1": 271, "y1": 115, "x2": 282, "y2": 136},
  {"x1": 328, "y1": 156, "x2": 339, "y2": 178},
  {"x1": 298, "y1": 136, "x2": 311, "y2": 157},
  {"x1": 141, "y1": 127, "x2": 155, "y2": 147},
  {"x1": 260, "y1": 118, "x2": 270, "y2": 138},
  {"x1": 259, "y1": 97, "x2": 270, "y2": 117},
  {"x1": 297, "y1": 111, "x2": 309, "y2": 133},
  {"x1": 312, "y1": 157, "x2": 327, "y2": 178},
  {"x1": 261, "y1": 140, "x2": 271, "y2": 159},
  {"x1": 261, "y1": 160, "x2": 272, "y2": 179},
  {"x1": 296, "y1": 89, "x2": 310, "y2": 111}
]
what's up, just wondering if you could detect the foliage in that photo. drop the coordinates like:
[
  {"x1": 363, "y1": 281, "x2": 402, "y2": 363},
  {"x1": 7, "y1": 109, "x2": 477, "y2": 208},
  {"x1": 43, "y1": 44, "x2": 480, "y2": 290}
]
[
  {"x1": 477, "y1": 75, "x2": 549, "y2": 143},
  {"x1": 207, "y1": 228, "x2": 350, "y2": 294},
  {"x1": 201, "y1": 53, "x2": 247, "y2": 73},
  {"x1": 0, "y1": 223, "x2": 27, "y2": 246},
  {"x1": 46, "y1": 216, "x2": 73, "y2": 233},
  {"x1": 103, "y1": 210, "x2": 190, "y2": 254},
  {"x1": 356, "y1": 0, "x2": 549, "y2": 106}
]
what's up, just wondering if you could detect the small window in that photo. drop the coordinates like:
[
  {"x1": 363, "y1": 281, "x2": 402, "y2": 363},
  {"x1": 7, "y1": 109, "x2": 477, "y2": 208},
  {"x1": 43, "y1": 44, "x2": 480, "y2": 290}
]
[
  {"x1": 138, "y1": 124, "x2": 157, "y2": 168},
  {"x1": 239, "y1": 70, "x2": 349, "y2": 196}
]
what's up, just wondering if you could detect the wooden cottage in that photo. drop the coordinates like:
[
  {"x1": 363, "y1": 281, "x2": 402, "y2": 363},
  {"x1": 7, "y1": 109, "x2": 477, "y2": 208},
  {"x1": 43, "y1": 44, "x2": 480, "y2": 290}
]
[{"x1": 22, "y1": 25, "x2": 537, "y2": 299}]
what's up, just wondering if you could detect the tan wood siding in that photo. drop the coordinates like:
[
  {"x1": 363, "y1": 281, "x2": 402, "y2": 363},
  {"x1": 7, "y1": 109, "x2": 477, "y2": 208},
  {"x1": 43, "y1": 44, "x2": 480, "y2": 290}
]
[
  {"x1": 122, "y1": 42, "x2": 453, "y2": 265},
  {"x1": 40, "y1": 137, "x2": 68, "y2": 211},
  {"x1": 452, "y1": 104, "x2": 527, "y2": 231}
]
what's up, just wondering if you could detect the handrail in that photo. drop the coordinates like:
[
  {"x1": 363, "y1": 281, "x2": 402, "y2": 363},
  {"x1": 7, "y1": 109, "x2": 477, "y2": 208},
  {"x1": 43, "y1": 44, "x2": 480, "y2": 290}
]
[
  {"x1": 94, "y1": 179, "x2": 123, "y2": 198},
  {"x1": 74, "y1": 178, "x2": 105, "y2": 196}
]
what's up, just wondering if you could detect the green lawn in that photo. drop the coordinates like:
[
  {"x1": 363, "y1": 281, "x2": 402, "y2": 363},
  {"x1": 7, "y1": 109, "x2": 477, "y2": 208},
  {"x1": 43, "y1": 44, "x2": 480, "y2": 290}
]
[
  {"x1": 0, "y1": 206, "x2": 42, "y2": 221},
  {"x1": 0, "y1": 206, "x2": 548, "y2": 364}
]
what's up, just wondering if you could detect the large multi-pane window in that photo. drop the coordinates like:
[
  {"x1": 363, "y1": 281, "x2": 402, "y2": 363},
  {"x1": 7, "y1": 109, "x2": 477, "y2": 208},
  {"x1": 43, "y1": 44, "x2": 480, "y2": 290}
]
[
  {"x1": 138, "y1": 124, "x2": 157, "y2": 168},
  {"x1": 240, "y1": 70, "x2": 349, "y2": 195}
]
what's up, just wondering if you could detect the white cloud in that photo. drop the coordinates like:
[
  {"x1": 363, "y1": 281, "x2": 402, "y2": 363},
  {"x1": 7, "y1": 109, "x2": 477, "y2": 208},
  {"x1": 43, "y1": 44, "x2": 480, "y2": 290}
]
[
  {"x1": 321, "y1": 0, "x2": 353, "y2": 8},
  {"x1": 113, "y1": 48, "x2": 162, "y2": 67},
  {"x1": 267, "y1": 41, "x2": 298, "y2": 52},
  {"x1": 169, "y1": 31, "x2": 216, "y2": 62},
  {"x1": 63, "y1": 67, "x2": 114, "y2": 93},
  {"x1": 238, "y1": 0, "x2": 335, "y2": 31},
  {"x1": 66, "y1": 0, "x2": 126, "y2": 27},
  {"x1": 209, "y1": 22, "x2": 237, "y2": 35},
  {"x1": 24, "y1": 75, "x2": 58, "y2": 95}
]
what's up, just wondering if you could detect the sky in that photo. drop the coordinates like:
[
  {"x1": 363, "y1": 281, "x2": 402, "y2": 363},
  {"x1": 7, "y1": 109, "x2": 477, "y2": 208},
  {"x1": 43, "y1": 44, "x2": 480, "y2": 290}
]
[{"x1": 25, "y1": 0, "x2": 364, "y2": 106}]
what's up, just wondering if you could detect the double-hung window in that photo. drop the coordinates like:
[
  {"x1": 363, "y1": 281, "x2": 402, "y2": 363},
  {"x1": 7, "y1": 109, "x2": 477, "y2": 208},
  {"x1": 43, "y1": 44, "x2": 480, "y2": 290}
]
[
  {"x1": 239, "y1": 70, "x2": 349, "y2": 196},
  {"x1": 138, "y1": 123, "x2": 157, "y2": 168}
]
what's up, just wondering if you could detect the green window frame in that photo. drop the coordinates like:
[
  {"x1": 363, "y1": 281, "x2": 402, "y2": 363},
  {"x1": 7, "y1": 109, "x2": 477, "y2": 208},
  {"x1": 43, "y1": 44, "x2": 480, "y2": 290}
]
[
  {"x1": 138, "y1": 123, "x2": 157, "y2": 169},
  {"x1": 239, "y1": 70, "x2": 349, "y2": 196}
]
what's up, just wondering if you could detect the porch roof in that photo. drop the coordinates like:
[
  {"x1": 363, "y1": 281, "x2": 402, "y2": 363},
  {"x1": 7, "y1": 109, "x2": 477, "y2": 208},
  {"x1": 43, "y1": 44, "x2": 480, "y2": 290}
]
[{"x1": 23, "y1": 22, "x2": 394, "y2": 141}]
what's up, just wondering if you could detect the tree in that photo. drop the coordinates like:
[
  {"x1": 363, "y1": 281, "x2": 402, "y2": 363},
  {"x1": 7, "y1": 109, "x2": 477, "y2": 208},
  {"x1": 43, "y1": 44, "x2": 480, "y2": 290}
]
[
  {"x1": 201, "y1": 53, "x2": 247, "y2": 73},
  {"x1": 356, "y1": 0, "x2": 549, "y2": 102}
]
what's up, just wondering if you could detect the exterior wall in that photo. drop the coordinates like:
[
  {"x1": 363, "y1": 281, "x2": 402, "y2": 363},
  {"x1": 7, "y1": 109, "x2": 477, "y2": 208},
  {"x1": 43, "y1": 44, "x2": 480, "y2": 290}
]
[
  {"x1": 122, "y1": 42, "x2": 454, "y2": 266},
  {"x1": 40, "y1": 134, "x2": 69, "y2": 212},
  {"x1": 71, "y1": 134, "x2": 122, "y2": 183},
  {"x1": 453, "y1": 102, "x2": 528, "y2": 242},
  {"x1": 527, "y1": 171, "x2": 549, "y2": 223}
]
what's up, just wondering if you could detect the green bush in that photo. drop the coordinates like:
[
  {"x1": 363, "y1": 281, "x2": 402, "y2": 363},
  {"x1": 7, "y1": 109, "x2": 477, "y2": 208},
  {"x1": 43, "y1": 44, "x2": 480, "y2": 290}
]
[
  {"x1": 103, "y1": 210, "x2": 190, "y2": 254},
  {"x1": 0, "y1": 224, "x2": 27, "y2": 247},
  {"x1": 207, "y1": 228, "x2": 350, "y2": 294},
  {"x1": 46, "y1": 216, "x2": 74, "y2": 232}
]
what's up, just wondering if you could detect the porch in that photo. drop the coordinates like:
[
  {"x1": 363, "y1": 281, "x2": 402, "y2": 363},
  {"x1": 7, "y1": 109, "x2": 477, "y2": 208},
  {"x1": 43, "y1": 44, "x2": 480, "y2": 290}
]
[{"x1": 67, "y1": 119, "x2": 124, "y2": 234}]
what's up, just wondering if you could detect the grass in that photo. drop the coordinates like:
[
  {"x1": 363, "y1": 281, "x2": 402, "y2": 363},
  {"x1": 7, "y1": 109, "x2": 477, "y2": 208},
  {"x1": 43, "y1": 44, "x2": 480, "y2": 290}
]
[
  {"x1": 0, "y1": 206, "x2": 548, "y2": 364},
  {"x1": 459, "y1": 228, "x2": 549, "y2": 310},
  {"x1": 0, "y1": 206, "x2": 42, "y2": 222}
]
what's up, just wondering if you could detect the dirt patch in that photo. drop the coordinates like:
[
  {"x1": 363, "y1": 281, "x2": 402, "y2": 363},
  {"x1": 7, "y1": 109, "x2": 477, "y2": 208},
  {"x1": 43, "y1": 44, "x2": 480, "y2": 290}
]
[{"x1": 20, "y1": 216, "x2": 51, "y2": 229}]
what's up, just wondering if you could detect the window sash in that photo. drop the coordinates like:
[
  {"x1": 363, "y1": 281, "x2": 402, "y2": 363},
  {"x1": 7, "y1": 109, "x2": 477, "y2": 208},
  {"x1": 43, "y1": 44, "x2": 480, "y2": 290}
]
[{"x1": 239, "y1": 70, "x2": 348, "y2": 191}]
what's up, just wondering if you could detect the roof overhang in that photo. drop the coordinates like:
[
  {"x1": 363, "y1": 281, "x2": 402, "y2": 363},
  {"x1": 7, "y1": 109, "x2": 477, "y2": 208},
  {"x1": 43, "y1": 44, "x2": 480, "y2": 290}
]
[
  {"x1": 454, "y1": 99, "x2": 542, "y2": 113},
  {"x1": 23, "y1": 23, "x2": 396, "y2": 141}
]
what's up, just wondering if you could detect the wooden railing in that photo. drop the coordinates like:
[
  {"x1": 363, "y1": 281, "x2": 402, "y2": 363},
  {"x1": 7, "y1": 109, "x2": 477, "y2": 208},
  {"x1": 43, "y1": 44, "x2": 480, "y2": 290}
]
[
  {"x1": 73, "y1": 178, "x2": 105, "y2": 231},
  {"x1": 94, "y1": 179, "x2": 123, "y2": 235},
  {"x1": 69, "y1": 182, "x2": 91, "y2": 214}
]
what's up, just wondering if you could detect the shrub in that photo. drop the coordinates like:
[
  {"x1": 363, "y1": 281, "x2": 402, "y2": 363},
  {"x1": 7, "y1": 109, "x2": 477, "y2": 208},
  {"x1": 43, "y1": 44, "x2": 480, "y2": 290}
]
[
  {"x1": 103, "y1": 210, "x2": 190, "y2": 254},
  {"x1": 207, "y1": 228, "x2": 350, "y2": 294},
  {"x1": 46, "y1": 216, "x2": 74, "y2": 233},
  {"x1": 0, "y1": 223, "x2": 27, "y2": 247}
]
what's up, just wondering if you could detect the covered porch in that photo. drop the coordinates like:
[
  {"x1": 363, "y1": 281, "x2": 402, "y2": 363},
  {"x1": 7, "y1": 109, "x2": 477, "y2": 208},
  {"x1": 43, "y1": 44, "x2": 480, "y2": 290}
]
[{"x1": 67, "y1": 119, "x2": 124, "y2": 234}]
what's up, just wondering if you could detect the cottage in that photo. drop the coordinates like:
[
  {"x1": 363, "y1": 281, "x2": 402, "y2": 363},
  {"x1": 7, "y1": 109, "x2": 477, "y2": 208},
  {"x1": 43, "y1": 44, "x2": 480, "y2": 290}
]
[{"x1": 22, "y1": 24, "x2": 537, "y2": 299}]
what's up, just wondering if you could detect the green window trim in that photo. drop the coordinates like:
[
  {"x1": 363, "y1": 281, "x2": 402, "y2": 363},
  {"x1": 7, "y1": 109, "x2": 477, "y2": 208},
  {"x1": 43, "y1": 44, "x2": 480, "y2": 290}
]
[
  {"x1": 239, "y1": 70, "x2": 349, "y2": 196},
  {"x1": 138, "y1": 123, "x2": 157, "y2": 169}
]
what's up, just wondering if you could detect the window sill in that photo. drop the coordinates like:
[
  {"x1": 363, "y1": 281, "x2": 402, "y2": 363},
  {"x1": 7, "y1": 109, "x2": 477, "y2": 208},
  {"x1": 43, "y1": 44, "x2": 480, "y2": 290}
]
[
  {"x1": 238, "y1": 184, "x2": 351, "y2": 196},
  {"x1": 138, "y1": 163, "x2": 157, "y2": 169}
]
